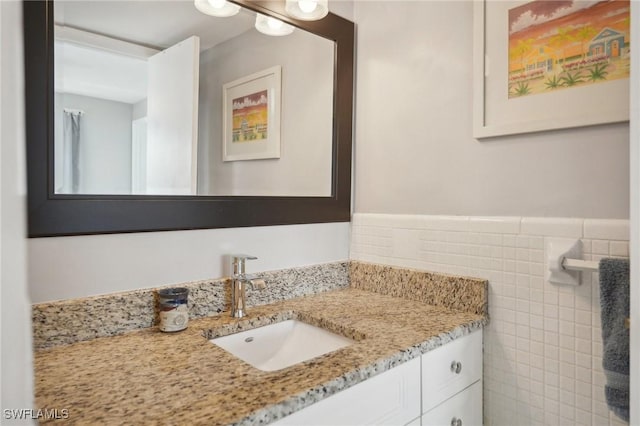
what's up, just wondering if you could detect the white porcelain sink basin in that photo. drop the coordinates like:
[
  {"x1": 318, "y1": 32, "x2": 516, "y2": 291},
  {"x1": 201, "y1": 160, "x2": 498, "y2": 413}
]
[{"x1": 210, "y1": 320, "x2": 354, "y2": 372}]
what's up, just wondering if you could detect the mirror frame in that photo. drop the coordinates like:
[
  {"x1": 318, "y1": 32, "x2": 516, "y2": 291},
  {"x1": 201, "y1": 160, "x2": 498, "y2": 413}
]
[{"x1": 23, "y1": 0, "x2": 353, "y2": 237}]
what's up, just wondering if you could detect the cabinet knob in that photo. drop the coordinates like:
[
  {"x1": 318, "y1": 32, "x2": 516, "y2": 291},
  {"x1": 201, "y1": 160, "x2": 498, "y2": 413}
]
[
  {"x1": 450, "y1": 417, "x2": 462, "y2": 426},
  {"x1": 450, "y1": 361, "x2": 462, "y2": 374}
]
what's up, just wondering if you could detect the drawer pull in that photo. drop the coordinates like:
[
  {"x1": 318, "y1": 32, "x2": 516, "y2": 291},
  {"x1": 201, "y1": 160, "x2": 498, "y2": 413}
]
[
  {"x1": 450, "y1": 361, "x2": 462, "y2": 374},
  {"x1": 450, "y1": 417, "x2": 462, "y2": 426}
]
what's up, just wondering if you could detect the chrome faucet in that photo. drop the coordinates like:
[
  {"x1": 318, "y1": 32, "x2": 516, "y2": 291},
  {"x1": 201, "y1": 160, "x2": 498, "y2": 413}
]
[{"x1": 230, "y1": 254, "x2": 266, "y2": 318}]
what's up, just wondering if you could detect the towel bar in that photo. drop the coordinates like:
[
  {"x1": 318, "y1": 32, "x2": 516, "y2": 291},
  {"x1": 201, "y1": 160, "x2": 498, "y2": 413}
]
[{"x1": 562, "y1": 258, "x2": 600, "y2": 272}]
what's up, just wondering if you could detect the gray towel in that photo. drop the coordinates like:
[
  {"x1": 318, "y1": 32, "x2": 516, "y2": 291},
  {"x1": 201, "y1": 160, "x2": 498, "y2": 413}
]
[{"x1": 599, "y1": 257, "x2": 630, "y2": 422}]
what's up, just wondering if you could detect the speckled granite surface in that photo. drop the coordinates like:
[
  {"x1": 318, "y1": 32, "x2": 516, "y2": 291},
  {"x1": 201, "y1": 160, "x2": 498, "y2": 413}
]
[
  {"x1": 350, "y1": 261, "x2": 488, "y2": 316},
  {"x1": 32, "y1": 262, "x2": 349, "y2": 350},
  {"x1": 34, "y1": 288, "x2": 486, "y2": 425}
]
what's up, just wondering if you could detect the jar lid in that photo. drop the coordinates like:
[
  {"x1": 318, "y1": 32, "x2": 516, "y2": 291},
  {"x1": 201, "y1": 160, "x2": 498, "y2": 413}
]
[{"x1": 158, "y1": 287, "x2": 189, "y2": 299}]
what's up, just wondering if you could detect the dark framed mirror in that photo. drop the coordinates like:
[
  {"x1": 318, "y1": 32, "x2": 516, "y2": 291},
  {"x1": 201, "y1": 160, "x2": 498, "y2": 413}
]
[{"x1": 23, "y1": 0, "x2": 354, "y2": 237}]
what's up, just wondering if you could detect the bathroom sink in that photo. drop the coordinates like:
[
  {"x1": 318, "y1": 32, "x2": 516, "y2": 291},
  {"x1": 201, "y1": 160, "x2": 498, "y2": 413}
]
[{"x1": 210, "y1": 319, "x2": 354, "y2": 372}]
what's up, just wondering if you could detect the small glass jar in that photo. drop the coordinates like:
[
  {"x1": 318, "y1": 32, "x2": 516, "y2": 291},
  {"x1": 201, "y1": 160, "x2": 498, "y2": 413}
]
[{"x1": 157, "y1": 288, "x2": 189, "y2": 332}]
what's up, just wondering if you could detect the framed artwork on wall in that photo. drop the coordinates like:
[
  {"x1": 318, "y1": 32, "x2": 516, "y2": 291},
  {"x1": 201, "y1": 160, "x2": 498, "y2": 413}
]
[
  {"x1": 222, "y1": 65, "x2": 282, "y2": 161},
  {"x1": 473, "y1": 0, "x2": 630, "y2": 139}
]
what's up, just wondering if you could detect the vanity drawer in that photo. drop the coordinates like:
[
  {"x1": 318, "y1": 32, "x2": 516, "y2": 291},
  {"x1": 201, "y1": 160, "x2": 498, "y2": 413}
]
[
  {"x1": 421, "y1": 381, "x2": 482, "y2": 426},
  {"x1": 273, "y1": 357, "x2": 421, "y2": 426},
  {"x1": 421, "y1": 330, "x2": 482, "y2": 413}
]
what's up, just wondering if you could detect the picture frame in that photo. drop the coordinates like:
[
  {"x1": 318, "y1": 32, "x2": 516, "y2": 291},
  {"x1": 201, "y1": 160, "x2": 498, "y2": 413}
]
[
  {"x1": 473, "y1": 0, "x2": 630, "y2": 139},
  {"x1": 222, "y1": 65, "x2": 281, "y2": 161}
]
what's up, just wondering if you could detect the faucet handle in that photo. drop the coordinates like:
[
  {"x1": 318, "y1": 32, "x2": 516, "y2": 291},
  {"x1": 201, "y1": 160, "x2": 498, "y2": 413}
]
[
  {"x1": 249, "y1": 278, "x2": 267, "y2": 290},
  {"x1": 231, "y1": 254, "x2": 258, "y2": 262},
  {"x1": 231, "y1": 254, "x2": 258, "y2": 275}
]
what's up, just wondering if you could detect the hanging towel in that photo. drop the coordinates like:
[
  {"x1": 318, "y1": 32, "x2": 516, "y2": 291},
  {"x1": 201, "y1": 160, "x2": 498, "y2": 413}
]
[{"x1": 599, "y1": 257, "x2": 630, "y2": 422}]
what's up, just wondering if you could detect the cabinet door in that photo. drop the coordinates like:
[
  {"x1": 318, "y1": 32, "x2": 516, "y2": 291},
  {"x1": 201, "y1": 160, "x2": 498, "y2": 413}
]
[
  {"x1": 421, "y1": 381, "x2": 482, "y2": 426},
  {"x1": 422, "y1": 330, "x2": 482, "y2": 412},
  {"x1": 273, "y1": 357, "x2": 421, "y2": 426}
]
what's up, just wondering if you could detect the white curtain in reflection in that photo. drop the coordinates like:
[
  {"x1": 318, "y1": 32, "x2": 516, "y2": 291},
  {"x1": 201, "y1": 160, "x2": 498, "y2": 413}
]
[{"x1": 61, "y1": 109, "x2": 82, "y2": 193}]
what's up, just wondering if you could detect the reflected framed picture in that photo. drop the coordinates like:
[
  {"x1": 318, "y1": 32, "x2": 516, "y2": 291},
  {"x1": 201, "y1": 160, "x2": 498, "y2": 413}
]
[
  {"x1": 222, "y1": 65, "x2": 282, "y2": 161},
  {"x1": 473, "y1": 0, "x2": 630, "y2": 139}
]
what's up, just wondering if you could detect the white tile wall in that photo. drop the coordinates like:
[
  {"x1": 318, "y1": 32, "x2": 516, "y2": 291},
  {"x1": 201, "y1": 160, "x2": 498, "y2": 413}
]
[{"x1": 350, "y1": 214, "x2": 630, "y2": 426}]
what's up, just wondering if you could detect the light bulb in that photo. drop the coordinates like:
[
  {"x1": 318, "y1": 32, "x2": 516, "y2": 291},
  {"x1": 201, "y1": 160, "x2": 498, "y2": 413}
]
[
  {"x1": 194, "y1": 0, "x2": 240, "y2": 17},
  {"x1": 267, "y1": 17, "x2": 284, "y2": 30},
  {"x1": 285, "y1": 0, "x2": 328, "y2": 21},
  {"x1": 298, "y1": 0, "x2": 317, "y2": 13},
  {"x1": 208, "y1": 0, "x2": 227, "y2": 8},
  {"x1": 255, "y1": 13, "x2": 295, "y2": 36}
]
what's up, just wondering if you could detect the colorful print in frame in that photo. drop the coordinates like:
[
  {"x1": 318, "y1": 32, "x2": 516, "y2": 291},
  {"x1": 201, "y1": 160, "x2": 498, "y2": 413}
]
[
  {"x1": 231, "y1": 90, "x2": 269, "y2": 143},
  {"x1": 508, "y1": 0, "x2": 630, "y2": 98},
  {"x1": 223, "y1": 66, "x2": 281, "y2": 162}
]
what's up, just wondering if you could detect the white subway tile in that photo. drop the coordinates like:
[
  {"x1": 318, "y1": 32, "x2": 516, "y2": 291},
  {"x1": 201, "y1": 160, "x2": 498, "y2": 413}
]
[
  {"x1": 422, "y1": 215, "x2": 470, "y2": 231},
  {"x1": 545, "y1": 372, "x2": 559, "y2": 387},
  {"x1": 544, "y1": 318, "x2": 559, "y2": 333},
  {"x1": 529, "y1": 263, "x2": 544, "y2": 277},
  {"x1": 530, "y1": 392, "x2": 544, "y2": 408},
  {"x1": 592, "y1": 414, "x2": 610, "y2": 426},
  {"x1": 530, "y1": 328, "x2": 544, "y2": 344},
  {"x1": 576, "y1": 394, "x2": 592, "y2": 411},
  {"x1": 544, "y1": 305, "x2": 559, "y2": 319},
  {"x1": 544, "y1": 291, "x2": 559, "y2": 305},
  {"x1": 545, "y1": 386, "x2": 560, "y2": 403},
  {"x1": 529, "y1": 236, "x2": 544, "y2": 249},
  {"x1": 530, "y1": 277, "x2": 544, "y2": 290},
  {"x1": 391, "y1": 228, "x2": 420, "y2": 260},
  {"x1": 560, "y1": 362, "x2": 576, "y2": 379},
  {"x1": 609, "y1": 241, "x2": 629, "y2": 257},
  {"x1": 504, "y1": 260, "x2": 516, "y2": 272},
  {"x1": 559, "y1": 319, "x2": 574, "y2": 335},
  {"x1": 467, "y1": 216, "x2": 520, "y2": 234},
  {"x1": 351, "y1": 214, "x2": 623, "y2": 426},
  {"x1": 516, "y1": 261, "x2": 530, "y2": 274},
  {"x1": 516, "y1": 248, "x2": 529, "y2": 261},
  {"x1": 576, "y1": 353, "x2": 592, "y2": 370},
  {"x1": 530, "y1": 289, "x2": 544, "y2": 303},
  {"x1": 575, "y1": 324, "x2": 591, "y2": 340},
  {"x1": 575, "y1": 309, "x2": 592, "y2": 326},
  {"x1": 583, "y1": 219, "x2": 629, "y2": 241},
  {"x1": 576, "y1": 366, "x2": 593, "y2": 384},
  {"x1": 559, "y1": 293, "x2": 575, "y2": 308},
  {"x1": 530, "y1": 314, "x2": 544, "y2": 330},
  {"x1": 351, "y1": 213, "x2": 398, "y2": 227},
  {"x1": 530, "y1": 249, "x2": 544, "y2": 263},
  {"x1": 521, "y1": 217, "x2": 584, "y2": 238},
  {"x1": 575, "y1": 408, "x2": 591, "y2": 424},
  {"x1": 530, "y1": 302, "x2": 544, "y2": 316},
  {"x1": 560, "y1": 376, "x2": 575, "y2": 392},
  {"x1": 516, "y1": 235, "x2": 529, "y2": 248},
  {"x1": 560, "y1": 348, "x2": 576, "y2": 364},
  {"x1": 502, "y1": 234, "x2": 516, "y2": 247},
  {"x1": 592, "y1": 240, "x2": 610, "y2": 255}
]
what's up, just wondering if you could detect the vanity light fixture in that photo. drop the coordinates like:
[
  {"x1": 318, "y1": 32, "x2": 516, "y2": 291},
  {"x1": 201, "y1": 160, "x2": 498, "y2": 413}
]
[
  {"x1": 255, "y1": 13, "x2": 295, "y2": 36},
  {"x1": 194, "y1": 0, "x2": 240, "y2": 17},
  {"x1": 285, "y1": 0, "x2": 328, "y2": 21}
]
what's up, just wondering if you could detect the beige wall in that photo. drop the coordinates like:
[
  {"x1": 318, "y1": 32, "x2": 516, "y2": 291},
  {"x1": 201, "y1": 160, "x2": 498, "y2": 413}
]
[{"x1": 354, "y1": 1, "x2": 629, "y2": 219}]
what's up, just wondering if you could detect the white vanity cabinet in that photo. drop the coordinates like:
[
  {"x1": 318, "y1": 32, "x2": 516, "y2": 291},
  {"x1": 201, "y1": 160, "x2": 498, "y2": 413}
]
[
  {"x1": 273, "y1": 356, "x2": 421, "y2": 426},
  {"x1": 421, "y1": 329, "x2": 483, "y2": 426},
  {"x1": 272, "y1": 330, "x2": 483, "y2": 426}
]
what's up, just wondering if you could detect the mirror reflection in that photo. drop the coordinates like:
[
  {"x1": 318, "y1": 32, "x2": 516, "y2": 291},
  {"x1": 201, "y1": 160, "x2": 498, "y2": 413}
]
[{"x1": 54, "y1": 1, "x2": 334, "y2": 196}]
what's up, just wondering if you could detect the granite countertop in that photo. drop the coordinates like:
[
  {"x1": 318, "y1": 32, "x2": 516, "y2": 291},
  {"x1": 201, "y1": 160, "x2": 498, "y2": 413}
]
[{"x1": 34, "y1": 287, "x2": 486, "y2": 425}]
